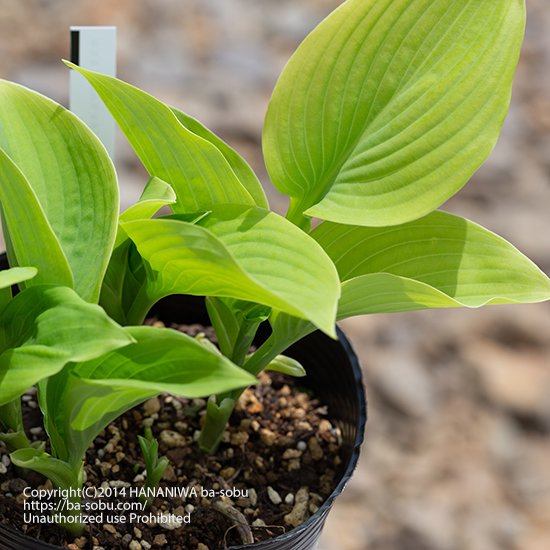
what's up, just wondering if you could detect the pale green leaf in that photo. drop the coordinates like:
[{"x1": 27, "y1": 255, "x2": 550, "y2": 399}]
[
  {"x1": 65, "y1": 62, "x2": 256, "y2": 212},
  {"x1": 263, "y1": 0, "x2": 525, "y2": 226},
  {"x1": 41, "y1": 326, "x2": 255, "y2": 462},
  {"x1": 119, "y1": 176, "x2": 176, "y2": 225},
  {"x1": 0, "y1": 267, "x2": 37, "y2": 290},
  {"x1": 171, "y1": 108, "x2": 268, "y2": 208},
  {"x1": 0, "y1": 80, "x2": 119, "y2": 302},
  {"x1": 122, "y1": 205, "x2": 339, "y2": 335},
  {"x1": 338, "y1": 273, "x2": 462, "y2": 318},
  {"x1": 311, "y1": 211, "x2": 550, "y2": 318},
  {"x1": 0, "y1": 285, "x2": 134, "y2": 406}
]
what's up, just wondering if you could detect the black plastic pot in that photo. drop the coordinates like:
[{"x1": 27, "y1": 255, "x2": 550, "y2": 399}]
[{"x1": 0, "y1": 291, "x2": 367, "y2": 550}]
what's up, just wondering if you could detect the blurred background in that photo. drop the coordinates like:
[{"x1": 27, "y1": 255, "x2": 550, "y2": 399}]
[{"x1": 1, "y1": 1, "x2": 550, "y2": 549}]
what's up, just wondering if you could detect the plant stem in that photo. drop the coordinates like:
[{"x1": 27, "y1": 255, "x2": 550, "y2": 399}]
[
  {"x1": 198, "y1": 333, "x2": 292, "y2": 454},
  {"x1": 197, "y1": 396, "x2": 235, "y2": 454},
  {"x1": 54, "y1": 464, "x2": 85, "y2": 536},
  {"x1": 126, "y1": 286, "x2": 156, "y2": 326},
  {"x1": 230, "y1": 319, "x2": 262, "y2": 367},
  {"x1": 286, "y1": 199, "x2": 312, "y2": 232},
  {"x1": 200, "y1": 314, "x2": 315, "y2": 454}
]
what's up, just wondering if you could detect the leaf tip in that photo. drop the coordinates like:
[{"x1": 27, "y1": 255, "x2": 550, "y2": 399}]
[{"x1": 62, "y1": 59, "x2": 78, "y2": 71}]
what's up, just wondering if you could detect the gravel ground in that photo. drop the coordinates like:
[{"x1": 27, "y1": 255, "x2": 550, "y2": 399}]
[{"x1": 1, "y1": 2, "x2": 550, "y2": 549}]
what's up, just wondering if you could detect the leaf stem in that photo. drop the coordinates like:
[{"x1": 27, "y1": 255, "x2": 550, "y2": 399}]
[
  {"x1": 126, "y1": 286, "x2": 156, "y2": 326},
  {"x1": 198, "y1": 396, "x2": 236, "y2": 454},
  {"x1": 198, "y1": 329, "x2": 299, "y2": 454},
  {"x1": 285, "y1": 198, "x2": 312, "y2": 232},
  {"x1": 0, "y1": 399, "x2": 32, "y2": 453}
]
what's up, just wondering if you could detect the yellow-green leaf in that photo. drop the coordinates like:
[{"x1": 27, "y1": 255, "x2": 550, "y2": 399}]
[
  {"x1": 311, "y1": 211, "x2": 550, "y2": 317},
  {"x1": 264, "y1": 0, "x2": 525, "y2": 226}
]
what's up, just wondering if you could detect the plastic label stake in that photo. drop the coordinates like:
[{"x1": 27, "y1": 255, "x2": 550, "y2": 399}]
[{"x1": 69, "y1": 26, "x2": 116, "y2": 158}]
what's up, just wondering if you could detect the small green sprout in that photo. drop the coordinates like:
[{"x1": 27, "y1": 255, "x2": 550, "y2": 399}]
[{"x1": 137, "y1": 427, "x2": 170, "y2": 507}]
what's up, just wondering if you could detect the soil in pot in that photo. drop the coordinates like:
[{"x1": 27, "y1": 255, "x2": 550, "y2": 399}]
[{"x1": 0, "y1": 320, "x2": 344, "y2": 550}]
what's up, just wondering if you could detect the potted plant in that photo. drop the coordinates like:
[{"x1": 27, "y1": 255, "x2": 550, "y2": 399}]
[{"x1": 0, "y1": 0, "x2": 549, "y2": 548}]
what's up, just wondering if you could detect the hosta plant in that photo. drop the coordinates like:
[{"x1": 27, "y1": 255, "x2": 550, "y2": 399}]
[{"x1": 0, "y1": 0, "x2": 549, "y2": 538}]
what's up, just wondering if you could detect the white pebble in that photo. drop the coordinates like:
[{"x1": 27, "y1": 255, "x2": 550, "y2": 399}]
[
  {"x1": 267, "y1": 486, "x2": 282, "y2": 505},
  {"x1": 297, "y1": 441, "x2": 307, "y2": 451},
  {"x1": 158, "y1": 512, "x2": 182, "y2": 530}
]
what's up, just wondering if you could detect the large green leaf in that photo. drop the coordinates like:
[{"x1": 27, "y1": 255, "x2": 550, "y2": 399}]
[
  {"x1": 263, "y1": 0, "x2": 525, "y2": 226},
  {"x1": 0, "y1": 149, "x2": 73, "y2": 290},
  {"x1": 122, "y1": 205, "x2": 339, "y2": 335},
  {"x1": 0, "y1": 285, "x2": 134, "y2": 406},
  {"x1": 41, "y1": 326, "x2": 255, "y2": 463},
  {"x1": 65, "y1": 62, "x2": 257, "y2": 213},
  {"x1": 311, "y1": 211, "x2": 550, "y2": 318},
  {"x1": 171, "y1": 108, "x2": 268, "y2": 208},
  {"x1": 0, "y1": 80, "x2": 119, "y2": 302},
  {"x1": 338, "y1": 273, "x2": 464, "y2": 318}
]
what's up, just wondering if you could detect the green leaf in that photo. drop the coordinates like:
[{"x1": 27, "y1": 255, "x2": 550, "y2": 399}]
[
  {"x1": 123, "y1": 205, "x2": 339, "y2": 335},
  {"x1": 265, "y1": 355, "x2": 306, "y2": 377},
  {"x1": 65, "y1": 62, "x2": 257, "y2": 213},
  {"x1": 205, "y1": 297, "x2": 241, "y2": 358},
  {"x1": 0, "y1": 149, "x2": 74, "y2": 290},
  {"x1": 243, "y1": 312, "x2": 315, "y2": 377},
  {"x1": 119, "y1": 176, "x2": 176, "y2": 226},
  {"x1": 206, "y1": 297, "x2": 270, "y2": 364},
  {"x1": 100, "y1": 177, "x2": 177, "y2": 323},
  {"x1": 311, "y1": 211, "x2": 550, "y2": 318},
  {"x1": 10, "y1": 447, "x2": 82, "y2": 490},
  {"x1": 76, "y1": 326, "x2": 254, "y2": 401},
  {"x1": 338, "y1": 273, "x2": 461, "y2": 318},
  {"x1": 0, "y1": 285, "x2": 134, "y2": 406},
  {"x1": 171, "y1": 108, "x2": 268, "y2": 208},
  {"x1": 41, "y1": 326, "x2": 255, "y2": 463},
  {"x1": 263, "y1": 0, "x2": 525, "y2": 226},
  {"x1": 138, "y1": 426, "x2": 169, "y2": 494},
  {"x1": 0, "y1": 266, "x2": 37, "y2": 312},
  {"x1": 0, "y1": 80, "x2": 119, "y2": 302},
  {"x1": 0, "y1": 267, "x2": 37, "y2": 290}
]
